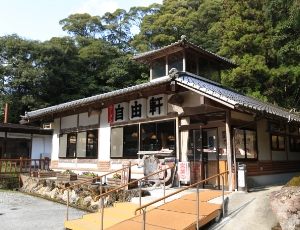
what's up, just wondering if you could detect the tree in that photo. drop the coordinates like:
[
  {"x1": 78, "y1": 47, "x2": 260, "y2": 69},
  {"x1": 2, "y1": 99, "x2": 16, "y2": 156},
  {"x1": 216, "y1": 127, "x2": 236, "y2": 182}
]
[
  {"x1": 101, "y1": 9, "x2": 132, "y2": 52},
  {"x1": 0, "y1": 35, "x2": 46, "y2": 122},
  {"x1": 59, "y1": 13, "x2": 103, "y2": 38},
  {"x1": 185, "y1": 0, "x2": 223, "y2": 53},
  {"x1": 215, "y1": 0, "x2": 272, "y2": 102}
]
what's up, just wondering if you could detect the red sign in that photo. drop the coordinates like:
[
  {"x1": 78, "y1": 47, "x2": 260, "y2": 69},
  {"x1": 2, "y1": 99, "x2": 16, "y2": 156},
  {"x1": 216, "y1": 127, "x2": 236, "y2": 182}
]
[
  {"x1": 178, "y1": 162, "x2": 190, "y2": 181},
  {"x1": 108, "y1": 105, "x2": 114, "y2": 123}
]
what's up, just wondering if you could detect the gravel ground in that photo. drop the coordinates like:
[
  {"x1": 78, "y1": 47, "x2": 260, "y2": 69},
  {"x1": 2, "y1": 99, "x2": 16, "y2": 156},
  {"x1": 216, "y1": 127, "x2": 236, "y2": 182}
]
[
  {"x1": 0, "y1": 190, "x2": 87, "y2": 230},
  {"x1": 205, "y1": 185, "x2": 281, "y2": 230}
]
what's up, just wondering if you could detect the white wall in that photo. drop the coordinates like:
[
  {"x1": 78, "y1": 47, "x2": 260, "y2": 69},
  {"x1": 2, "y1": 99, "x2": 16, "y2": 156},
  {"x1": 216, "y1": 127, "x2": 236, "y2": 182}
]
[
  {"x1": 61, "y1": 115, "x2": 77, "y2": 129},
  {"x1": 79, "y1": 112, "x2": 99, "y2": 126},
  {"x1": 51, "y1": 118, "x2": 60, "y2": 160},
  {"x1": 257, "y1": 120, "x2": 271, "y2": 161},
  {"x1": 231, "y1": 111, "x2": 254, "y2": 122},
  {"x1": 31, "y1": 137, "x2": 44, "y2": 159},
  {"x1": 99, "y1": 108, "x2": 111, "y2": 161}
]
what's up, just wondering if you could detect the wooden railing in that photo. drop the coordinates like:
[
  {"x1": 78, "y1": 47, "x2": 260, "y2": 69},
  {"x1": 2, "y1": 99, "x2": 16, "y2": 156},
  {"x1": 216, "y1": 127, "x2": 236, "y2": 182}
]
[
  {"x1": 134, "y1": 171, "x2": 229, "y2": 230},
  {"x1": 0, "y1": 157, "x2": 51, "y2": 187},
  {"x1": 62, "y1": 163, "x2": 138, "y2": 221},
  {"x1": 93, "y1": 165, "x2": 175, "y2": 230}
]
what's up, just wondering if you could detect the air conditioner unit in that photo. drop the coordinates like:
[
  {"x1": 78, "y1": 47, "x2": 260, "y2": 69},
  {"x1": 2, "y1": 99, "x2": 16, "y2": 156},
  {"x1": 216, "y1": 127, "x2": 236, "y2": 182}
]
[{"x1": 43, "y1": 122, "x2": 55, "y2": 130}]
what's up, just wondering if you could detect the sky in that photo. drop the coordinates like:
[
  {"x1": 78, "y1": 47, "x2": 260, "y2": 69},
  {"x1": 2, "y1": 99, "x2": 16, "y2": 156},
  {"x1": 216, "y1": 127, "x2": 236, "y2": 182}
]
[{"x1": 0, "y1": 0, "x2": 162, "y2": 42}]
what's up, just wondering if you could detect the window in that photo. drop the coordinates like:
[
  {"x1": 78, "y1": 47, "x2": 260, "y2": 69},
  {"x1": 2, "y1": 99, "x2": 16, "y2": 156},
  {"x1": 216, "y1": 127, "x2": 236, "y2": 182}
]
[
  {"x1": 234, "y1": 129, "x2": 257, "y2": 159},
  {"x1": 111, "y1": 125, "x2": 138, "y2": 158},
  {"x1": 59, "y1": 130, "x2": 98, "y2": 158},
  {"x1": 289, "y1": 137, "x2": 300, "y2": 152},
  {"x1": 141, "y1": 120, "x2": 175, "y2": 151},
  {"x1": 271, "y1": 135, "x2": 285, "y2": 150},
  {"x1": 110, "y1": 120, "x2": 175, "y2": 158}
]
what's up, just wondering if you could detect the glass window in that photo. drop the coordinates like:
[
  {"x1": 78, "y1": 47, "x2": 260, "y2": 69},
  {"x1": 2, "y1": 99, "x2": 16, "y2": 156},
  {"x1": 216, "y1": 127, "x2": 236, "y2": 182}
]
[
  {"x1": 141, "y1": 120, "x2": 175, "y2": 151},
  {"x1": 234, "y1": 129, "x2": 257, "y2": 159},
  {"x1": 289, "y1": 137, "x2": 300, "y2": 152},
  {"x1": 2, "y1": 139, "x2": 31, "y2": 159},
  {"x1": 123, "y1": 125, "x2": 138, "y2": 157},
  {"x1": 67, "y1": 133, "x2": 76, "y2": 157},
  {"x1": 59, "y1": 130, "x2": 98, "y2": 158},
  {"x1": 86, "y1": 131, "x2": 98, "y2": 157},
  {"x1": 111, "y1": 127, "x2": 123, "y2": 157},
  {"x1": 271, "y1": 135, "x2": 285, "y2": 150},
  {"x1": 111, "y1": 120, "x2": 175, "y2": 158},
  {"x1": 111, "y1": 125, "x2": 139, "y2": 158}
]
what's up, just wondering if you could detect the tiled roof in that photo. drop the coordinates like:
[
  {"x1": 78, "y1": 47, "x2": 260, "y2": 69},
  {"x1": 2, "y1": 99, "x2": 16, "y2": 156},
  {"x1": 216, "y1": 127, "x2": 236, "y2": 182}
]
[
  {"x1": 176, "y1": 75, "x2": 300, "y2": 122},
  {"x1": 132, "y1": 35, "x2": 236, "y2": 67},
  {"x1": 22, "y1": 76, "x2": 172, "y2": 120},
  {"x1": 22, "y1": 72, "x2": 300, "y2": 123}
]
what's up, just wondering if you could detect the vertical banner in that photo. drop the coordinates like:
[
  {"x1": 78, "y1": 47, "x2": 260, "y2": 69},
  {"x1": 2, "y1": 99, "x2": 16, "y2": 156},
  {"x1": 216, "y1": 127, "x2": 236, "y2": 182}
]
[
  {"x1": 108, "y1": 105, "x2": 114, "y2": 123},
  {"x1": 178, "y1": 162, "x2": 190, "y2": 182}
]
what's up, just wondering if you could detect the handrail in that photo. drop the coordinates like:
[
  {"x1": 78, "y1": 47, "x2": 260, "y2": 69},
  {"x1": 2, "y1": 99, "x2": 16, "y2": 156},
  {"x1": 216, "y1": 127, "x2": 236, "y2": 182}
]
[
  {"x1": 61, "y1": 163, "x2": 138, "y2": 194},
  {"x1": 62, "y1": 163, "x2": 138, "y2": 222},
  {"x1": 0, "y1": 157, "x2": 50, "y2": 188},
  {"x1": 93, "y1": 165, "x2": 175, "y2": 202},
  {"x1": 134, "y1": 170, "x2": 229, "y2": 215},
  {"x1": 94, "y1": 164, "x2": 175, "y2": 230},
  {"x1": 135, "y1": 171, "x2": 228, "y2": 230}
]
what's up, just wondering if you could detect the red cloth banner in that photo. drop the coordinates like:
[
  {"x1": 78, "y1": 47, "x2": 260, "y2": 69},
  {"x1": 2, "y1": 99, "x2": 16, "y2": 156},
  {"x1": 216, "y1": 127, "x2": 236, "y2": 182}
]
[{"x1": 108, "y1": 105, "x2": 114, "y2": 123}]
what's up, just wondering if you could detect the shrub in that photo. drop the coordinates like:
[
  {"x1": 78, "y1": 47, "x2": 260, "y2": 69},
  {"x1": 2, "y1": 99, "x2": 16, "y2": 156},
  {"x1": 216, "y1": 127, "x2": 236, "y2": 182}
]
[
  {"x1": 81, "y1": 171, "x2": 97, "y2": 177},
  {"x1": 61, "y1": 169, "x2": 75, "y2": 175},
  {"x1": 113, "y1": 173, "x2": 121, "y2": 179}
]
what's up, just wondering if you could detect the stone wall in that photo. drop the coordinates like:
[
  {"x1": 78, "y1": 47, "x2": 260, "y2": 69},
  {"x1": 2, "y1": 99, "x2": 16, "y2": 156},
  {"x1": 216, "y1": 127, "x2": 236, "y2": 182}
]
[{"x1": 20, "y1": 174, "x2": 149, "y2": 211}]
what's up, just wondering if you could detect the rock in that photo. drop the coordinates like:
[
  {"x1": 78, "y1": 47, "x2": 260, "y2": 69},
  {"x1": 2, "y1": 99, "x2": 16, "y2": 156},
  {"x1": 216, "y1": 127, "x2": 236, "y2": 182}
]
[
  {"x1": 20, "y1": 174, "x2": 150, "y2": 211},
  {"x1": 270, "y1": 186, "x2": 300, "y2": 230},
  {"x1": 83, "y1": 196, "x2": 92, "y2": 207}
]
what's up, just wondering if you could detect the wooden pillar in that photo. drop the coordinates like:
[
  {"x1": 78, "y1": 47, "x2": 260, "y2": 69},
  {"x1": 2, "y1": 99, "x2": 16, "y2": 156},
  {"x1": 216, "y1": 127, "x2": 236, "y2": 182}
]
[
  {"x1": 226, "y1": 110, "x2": 233, "y2": 191},
  {"x1": 175, "y1": 117, "x2": 180, "y2": 161},
  {"x1": 4, "y1": 103, "x2": 9, "y2": 123}
]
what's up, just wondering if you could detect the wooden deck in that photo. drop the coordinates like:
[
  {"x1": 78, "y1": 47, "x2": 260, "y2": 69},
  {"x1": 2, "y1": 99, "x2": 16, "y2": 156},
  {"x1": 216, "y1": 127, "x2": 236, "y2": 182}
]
[{"x1": 65, "y1": 190, "x2": 229, "y2": 230}]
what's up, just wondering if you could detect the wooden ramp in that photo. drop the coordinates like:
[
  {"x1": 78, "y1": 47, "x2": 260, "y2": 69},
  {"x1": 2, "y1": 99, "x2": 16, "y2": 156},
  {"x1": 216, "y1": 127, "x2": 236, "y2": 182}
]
[
  {"x1": 65, "y1": 190, "x2": 229, "y2": 230},
  {"x1": 64, "y1": 203, "x2": 155, "y2": 230}
]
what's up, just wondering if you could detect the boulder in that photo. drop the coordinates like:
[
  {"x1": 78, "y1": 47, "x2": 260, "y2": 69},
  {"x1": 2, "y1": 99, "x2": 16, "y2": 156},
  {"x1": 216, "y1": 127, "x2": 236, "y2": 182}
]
[{"x1": 270, "y1": 186, "x2": 300, "y2": 230}]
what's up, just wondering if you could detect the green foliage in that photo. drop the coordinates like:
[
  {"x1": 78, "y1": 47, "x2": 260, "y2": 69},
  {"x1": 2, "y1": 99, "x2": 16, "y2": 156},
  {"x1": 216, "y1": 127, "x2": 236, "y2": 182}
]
[
  {"x1": 59, "y1": 13, "x2": 103, "y2": 38},
  {"x1": 0, "y1": 161, "x2": 19, "y2": 189},
  {"x1": 284, "y1": 173, "x2": 300, "y2": 187},
  {"x1": 61, "y1": 169, "x2": 75, "y2": 175}
]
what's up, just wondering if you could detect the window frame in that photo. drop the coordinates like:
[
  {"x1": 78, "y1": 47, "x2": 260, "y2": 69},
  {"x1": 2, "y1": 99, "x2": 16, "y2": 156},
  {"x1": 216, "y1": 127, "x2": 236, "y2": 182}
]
[
  {"x1": 59, "y1": 130, "x2": 98, "y2": 159},
  {"x1": 271, "y1": 134, "x2": 285, "y2": 151},
  {"x1": 110, "y1": 119, "x2": 176, "y2": 159},
  {"x1": 289, "y1": 136, "x2": 300, "y2": 152},
  {"x1": 234, "y1": 128, "x2": 258, "y2": 161}
]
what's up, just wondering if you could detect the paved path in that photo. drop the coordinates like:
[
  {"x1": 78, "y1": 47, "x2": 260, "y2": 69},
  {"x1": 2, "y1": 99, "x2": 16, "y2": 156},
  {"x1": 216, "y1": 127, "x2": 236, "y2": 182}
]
[
  {"x1": 205, "y1": 185, "x2": 281, "y2": 230},
  {"x1": 0, "y1": 190, "x2": 87, "y2": 230}
]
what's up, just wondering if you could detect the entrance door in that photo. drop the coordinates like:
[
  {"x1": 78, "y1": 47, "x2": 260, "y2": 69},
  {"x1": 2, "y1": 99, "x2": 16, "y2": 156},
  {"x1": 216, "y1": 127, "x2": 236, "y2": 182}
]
[
  {"x1": 184, "y1": 128, "x2": 219, "y2": 187},
  {"x1": 202, "y1": 128, "x2": 219, "y2": 188}
]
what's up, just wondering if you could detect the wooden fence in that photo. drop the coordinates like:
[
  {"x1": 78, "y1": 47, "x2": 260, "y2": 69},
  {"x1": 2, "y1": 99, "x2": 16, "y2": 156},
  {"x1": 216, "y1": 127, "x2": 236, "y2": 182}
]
[{"x1": 0, "y1": 157, "x2": 51, "y2": 188}]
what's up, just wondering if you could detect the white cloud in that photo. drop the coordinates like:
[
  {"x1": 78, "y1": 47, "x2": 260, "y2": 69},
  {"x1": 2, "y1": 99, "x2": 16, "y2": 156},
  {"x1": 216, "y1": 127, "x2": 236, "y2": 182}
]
[{"x1": 71, "y1": 0, "x2": 119, "y2": 16}]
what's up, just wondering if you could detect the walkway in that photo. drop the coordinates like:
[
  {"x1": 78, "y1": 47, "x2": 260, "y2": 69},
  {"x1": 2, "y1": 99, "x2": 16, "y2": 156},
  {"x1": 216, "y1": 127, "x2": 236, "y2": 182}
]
[{"x1": 64, "y1": 188, "x2": 229, "y2": 230}]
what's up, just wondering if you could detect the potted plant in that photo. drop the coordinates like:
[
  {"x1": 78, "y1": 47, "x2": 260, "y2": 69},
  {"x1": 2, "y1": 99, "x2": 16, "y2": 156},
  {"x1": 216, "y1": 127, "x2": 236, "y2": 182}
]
[
  {"x1": 56, "y1": 169, "x2": 77, "y2": 181},
  {"x1": 77, "y1": 171, "x2": 98, "y2": 183},
  {"x1": 107, "y1": 173, "x2": 122, "y2": 186},
  {"x1": 37, "y1": 169, "x2": 58, "y2": 178}
]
